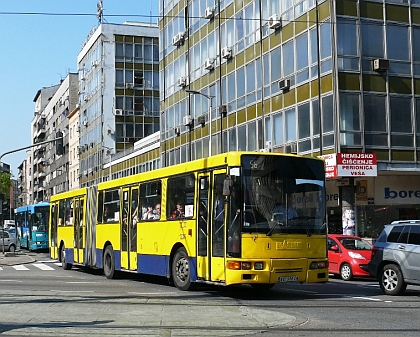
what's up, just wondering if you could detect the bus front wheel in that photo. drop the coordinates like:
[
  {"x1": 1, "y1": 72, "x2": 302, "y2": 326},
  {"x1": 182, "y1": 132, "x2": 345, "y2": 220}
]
[
  {"x1": 61, "y1": 245, "x2": 72, "y2": 270},
  {"x1": 172, "y1": 247, "x2": 194, "y2": 291},
  {"x1": 103, "y1": 245, "x2": 115, "y2": 279}
]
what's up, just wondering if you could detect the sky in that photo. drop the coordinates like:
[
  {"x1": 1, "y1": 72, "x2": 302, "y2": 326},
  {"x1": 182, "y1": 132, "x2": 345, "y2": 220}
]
[{"x1": 0, "y1": 0, "x2": 159, "y2": 177}]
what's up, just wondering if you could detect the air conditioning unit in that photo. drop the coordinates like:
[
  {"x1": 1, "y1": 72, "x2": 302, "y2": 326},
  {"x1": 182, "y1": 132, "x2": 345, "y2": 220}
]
[
  {"x1": 197, "y1": 115, "x2": 206, "y2": 126},
  {"x1": 177, "y1": 76, "x2": 187, "y2": 87},
  {"x1": 172, "y1": 32, "x2": 185, "y2": 46},
  {"x1": 183, "y1": 115, "x2": 193, "y2": 126},
  {"x1": 204, "y1": 7, "x2": 214, "y2": 19},
  {"x1": 279, "y1": 78, "x2": 291, "y2": 91},
  {"x1": 83, "y1": 119, "x2": 88, "y2": 126},
  {"x1": 373, "y1": 58, "x2": 389, "y2": 72},
  {"x1": 175, "y1": 127, "x2": 181, "y2": 136},
  {"x1": 125, "y1": 83, "x2": 134, "y2": 89},
  {"x1": 114, "y1": 109, "x2": 123, "y2": 116},
  {"x1": 221, "y1": 46, "x2": 232, "y2": 59},
  {"x1": 204, "y1": 58, "x2": 214, "y2": 70},
  {"x1": 285, "y1": 143, "x2": 297, "y2": 154},
  {"x1": 268, "y1": 14, "x2": 282, "y2": 29},
  {"x1": 83, "y1": 95, "x2": 89, "y2": 101},
  {"x1": 92, "y1": 60, "x2": 100, "y2": 67},
  {"x1": 265, "y1": 140, "x2": 272, "y2": 149}
]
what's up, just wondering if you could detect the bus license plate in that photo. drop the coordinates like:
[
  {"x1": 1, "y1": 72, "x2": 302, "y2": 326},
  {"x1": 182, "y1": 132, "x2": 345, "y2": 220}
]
[{"x1": 278, "y1": 276, "x2": 299, "y2": 283}]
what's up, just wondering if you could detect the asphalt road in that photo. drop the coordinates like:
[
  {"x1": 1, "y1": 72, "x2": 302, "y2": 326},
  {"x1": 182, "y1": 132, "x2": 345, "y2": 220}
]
[{"x1": 0, "y1": 253, "x2": 419, "y2": 337}]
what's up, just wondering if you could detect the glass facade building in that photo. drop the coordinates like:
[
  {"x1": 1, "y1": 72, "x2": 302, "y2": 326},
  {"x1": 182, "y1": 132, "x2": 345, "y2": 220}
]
[{"x1": 159, "y1": 0, "x2": 420, "y2": 238}]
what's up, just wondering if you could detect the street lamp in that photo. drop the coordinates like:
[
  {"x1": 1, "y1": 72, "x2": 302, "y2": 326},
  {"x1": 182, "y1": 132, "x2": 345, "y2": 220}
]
[
  {"x1": 185, "y1": 89, "x2": 215, "y2": 156},
  {"x1": 315, "y1": 0, "x2": 323, "y2": 155},
  {"x1": 103, "y1": 147, "x2": 113, "y2": 182}
]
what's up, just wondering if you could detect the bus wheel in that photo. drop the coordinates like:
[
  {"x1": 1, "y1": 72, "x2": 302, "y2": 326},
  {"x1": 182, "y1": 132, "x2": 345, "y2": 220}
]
[
  {"x1": 61, "y1": 245, "x2": 72, "y2": 270},
  {"x1": 251, "y1": 283, "x2": 275, "y2": 290},
  {"x1": 172, "y1": 247, "x2": 194, "y2": 291},
  {"x1": 103, "y1": 246, "x2": 115, "y2": 279}
]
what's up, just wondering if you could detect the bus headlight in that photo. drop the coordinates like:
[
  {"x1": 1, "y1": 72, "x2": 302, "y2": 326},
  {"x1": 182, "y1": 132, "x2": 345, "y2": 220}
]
[
  {"x1": 254, "y1": 262, "x2": 264, "y2": 270},
  {"x1": 310, "y1": 261, "x2": 328, "y2": 269}
]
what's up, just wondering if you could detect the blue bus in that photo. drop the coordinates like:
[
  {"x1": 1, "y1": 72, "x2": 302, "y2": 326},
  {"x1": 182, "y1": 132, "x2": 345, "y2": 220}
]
[{"x1": 15, "y1": 202, "x2": 49, "y2": 251}]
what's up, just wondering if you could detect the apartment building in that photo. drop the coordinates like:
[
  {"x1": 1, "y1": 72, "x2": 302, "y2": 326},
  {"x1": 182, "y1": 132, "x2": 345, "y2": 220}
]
[
  {"x1": 158, "y1": 0, "x2": 420, "y2": 238},
  {"x1": 77, "y1": 22, "x2": 160, "y2": 187}
]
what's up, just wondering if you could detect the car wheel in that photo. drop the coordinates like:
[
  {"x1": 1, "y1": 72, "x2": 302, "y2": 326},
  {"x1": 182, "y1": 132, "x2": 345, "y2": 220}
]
[
  {"x1": 61, "y1": 244, "x2": 72, "y2": 270},
  {"x1": 9, "y1": 244, "x2": 16, "y2": 253},
  {"x1": 340, "y1": 263, "x2": 353, "y2": 281},
  {"x1": 172, "y1": 247, "x2": 194, "y2": 291},
  {"x1": 379, "y1": 264, "x2": 407, "y2": 296},
  {"x1": 103, "y1": 245, "x2": 115, "y2": 279}
]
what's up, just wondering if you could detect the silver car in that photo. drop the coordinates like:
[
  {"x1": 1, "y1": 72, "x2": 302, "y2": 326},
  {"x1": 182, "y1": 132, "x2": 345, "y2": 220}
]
[
  {"x1": 0, "y1": 229, "x2": 19, "y2": 253},
  {"x1": 368, "y1": 220, "x2": 420, "y2": 295}
]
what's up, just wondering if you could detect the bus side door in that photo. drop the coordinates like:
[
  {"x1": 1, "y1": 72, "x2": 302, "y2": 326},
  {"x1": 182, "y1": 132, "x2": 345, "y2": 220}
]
[
  {"x1": 197, "y1": 171, "x2": 227, "y2": 283},
  {"x1": 120, "y1": 187, "x2": 138, "y2": 271},
  {"x1": 73, "y1": 197, "x2": 85, "y2": 264}
]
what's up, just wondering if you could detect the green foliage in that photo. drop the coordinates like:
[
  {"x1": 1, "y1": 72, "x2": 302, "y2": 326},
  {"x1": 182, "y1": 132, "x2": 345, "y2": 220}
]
[{"x1": 0, "y1": 172, "x2": 12, "y2": 200}]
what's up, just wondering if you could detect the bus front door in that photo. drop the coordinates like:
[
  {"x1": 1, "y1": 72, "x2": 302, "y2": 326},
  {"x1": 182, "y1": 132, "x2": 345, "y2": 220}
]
[
  {"x1": 120, "y1": 187, "x2": 138, "y2": 271},
  {"x1": 73, "y1": 197, "x2": 85, "y2": 264},
  {"x1": 197, "y1": 172, "x2": 226, "y2": 283}
]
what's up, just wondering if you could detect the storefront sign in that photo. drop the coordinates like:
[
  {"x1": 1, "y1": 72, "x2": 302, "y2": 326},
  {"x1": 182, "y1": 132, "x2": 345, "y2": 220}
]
[
  {"x1": 375, "y1": 176, "x2": 420, "y2": 204},
  {"x1": 319, "y1": 153, "x2": 377, "y2": 179},
  {"x1": 337, "y1": 153, "x2": 377, "y2": 177}
]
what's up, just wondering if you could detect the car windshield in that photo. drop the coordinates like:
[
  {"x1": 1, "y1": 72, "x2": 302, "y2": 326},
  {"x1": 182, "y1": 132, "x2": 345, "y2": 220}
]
[{"x1": 339, "y1": 238, "x2": 372, "y2": 250}]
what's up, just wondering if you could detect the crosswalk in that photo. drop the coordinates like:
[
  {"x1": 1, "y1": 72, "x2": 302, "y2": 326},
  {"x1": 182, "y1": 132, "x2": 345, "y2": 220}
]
[{"x1": 0, "y1": 262, "x2": 61, "y2": 271}]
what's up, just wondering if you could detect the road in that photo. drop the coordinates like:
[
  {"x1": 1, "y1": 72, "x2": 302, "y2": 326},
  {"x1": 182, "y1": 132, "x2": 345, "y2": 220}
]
[{"x1": 1, "y1": 252, "x2": 419, "y2": 337}]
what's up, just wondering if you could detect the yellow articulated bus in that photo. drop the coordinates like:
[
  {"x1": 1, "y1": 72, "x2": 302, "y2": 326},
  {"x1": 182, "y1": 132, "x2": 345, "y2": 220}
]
[{"x1": 49, "y1": 151, "x2": 328, "y2": 290}]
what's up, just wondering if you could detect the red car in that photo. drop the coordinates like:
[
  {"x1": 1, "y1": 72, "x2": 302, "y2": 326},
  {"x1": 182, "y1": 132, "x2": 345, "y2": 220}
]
[{"x1": 327, "y1": 234, "x2": 373, "y2": 281}]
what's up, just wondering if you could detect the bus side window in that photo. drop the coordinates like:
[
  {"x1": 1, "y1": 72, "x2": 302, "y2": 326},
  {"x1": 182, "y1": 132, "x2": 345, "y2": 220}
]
[
  {"x1": 140, "y1": 181, "x2": 162, "y2": 221},
  {"x1": 167, "y1": 174, "x2": 195, "y2": 219},
  {"x1": 97, "y1": 191, "x2": 104, "y2": 223},
  {"x1": 104, "y1": 189, "x2": 120, "y2": 222}
]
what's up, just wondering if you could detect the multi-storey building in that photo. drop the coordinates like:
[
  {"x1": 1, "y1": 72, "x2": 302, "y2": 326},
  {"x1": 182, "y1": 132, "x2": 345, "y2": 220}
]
[
  {"x1": 31, "y1": 84, "x2": 60, "y2": 203},
  {"x1": 77, "y1": 22, "x2": 160, "y2": 187},
  {"x1": 159, "y1": 0, "x2": 420, "y2": 238}
]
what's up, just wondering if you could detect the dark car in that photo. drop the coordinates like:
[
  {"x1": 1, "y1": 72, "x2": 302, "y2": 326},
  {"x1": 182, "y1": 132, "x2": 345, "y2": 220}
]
[
  {"x1": 328, "y1": 234, "x2": 373, "y2": 281},
  {"x1": 368, "y1": 220, "x2": 420, "y2": 295}
]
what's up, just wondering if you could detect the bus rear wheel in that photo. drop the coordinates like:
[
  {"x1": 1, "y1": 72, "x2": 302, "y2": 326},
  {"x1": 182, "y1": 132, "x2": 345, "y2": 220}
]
[
  {"x1": 103, "y1": 245, "x2": 115, "y2": 279},
  {"x1": 172, "y1": 247, "x2": 194, "y2": 291},
  {"x1": 61, "y1": 244, "x2": 72, "y2": 270}
]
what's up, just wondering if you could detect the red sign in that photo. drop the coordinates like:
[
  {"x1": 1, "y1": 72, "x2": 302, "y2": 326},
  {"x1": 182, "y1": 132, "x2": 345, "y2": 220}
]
[{"x1": 319, "y1": 153, "x2": 377, "y2": 179}]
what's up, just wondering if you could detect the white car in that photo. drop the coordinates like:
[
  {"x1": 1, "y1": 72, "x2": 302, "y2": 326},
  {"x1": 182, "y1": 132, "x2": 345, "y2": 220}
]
[{"x1": 0, "y1": 229, "x2": 19, "y2": 253}]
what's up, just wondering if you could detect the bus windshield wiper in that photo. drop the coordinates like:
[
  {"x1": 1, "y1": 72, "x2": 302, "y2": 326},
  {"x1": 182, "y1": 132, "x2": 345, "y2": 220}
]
[{"x1": 267, "y1": 221, "x2": 284, "y2": 236}]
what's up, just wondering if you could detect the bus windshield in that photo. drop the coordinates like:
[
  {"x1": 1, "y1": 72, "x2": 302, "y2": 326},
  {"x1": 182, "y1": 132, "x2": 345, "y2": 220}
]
[
  {"x1": 31, "y1": 206, "x2": 49, "y2": 232},
  {"x1": 241, "y1": 154, "x2": 326, "y2": 235}
]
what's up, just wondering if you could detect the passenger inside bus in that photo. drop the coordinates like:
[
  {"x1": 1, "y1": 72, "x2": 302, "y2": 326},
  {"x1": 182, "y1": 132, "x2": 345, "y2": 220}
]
[{"x1": 171, "y1": 201, "x2": 185, "y2": 218}]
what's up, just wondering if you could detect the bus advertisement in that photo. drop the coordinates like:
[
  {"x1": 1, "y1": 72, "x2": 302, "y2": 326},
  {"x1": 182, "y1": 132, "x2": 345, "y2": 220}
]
[
  {"x1": 49, "y1": 152, "x2": 328, "y2": 290},
  {"x1": 15, "y1": 202, "x2": 49, "y2": 251}
]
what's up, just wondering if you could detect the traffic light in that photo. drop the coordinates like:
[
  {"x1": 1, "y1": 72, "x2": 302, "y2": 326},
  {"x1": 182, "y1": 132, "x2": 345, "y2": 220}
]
[{"x1": 56, "y1": 131, "x2": 64, "y2": 155}]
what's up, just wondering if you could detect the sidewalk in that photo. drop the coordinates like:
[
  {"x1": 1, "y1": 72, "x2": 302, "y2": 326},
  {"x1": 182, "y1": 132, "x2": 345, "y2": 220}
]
[{"x1": 0, "y1": 250, "x2": 37, "y2": 266}]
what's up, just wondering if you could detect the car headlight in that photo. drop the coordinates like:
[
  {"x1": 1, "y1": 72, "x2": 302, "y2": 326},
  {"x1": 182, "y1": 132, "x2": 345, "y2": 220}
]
[{"x1": 348, "y1": 252, "x2": 365, "y2": 260}]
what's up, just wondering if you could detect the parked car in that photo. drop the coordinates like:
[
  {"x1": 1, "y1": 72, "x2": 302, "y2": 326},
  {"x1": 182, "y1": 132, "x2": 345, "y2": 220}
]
[
  {"x1": 0, "y1": 229, "x2": 19, "y2": 253},
  {"x1": 368, "y1": 220, "x2": 420, "y2": 295},
  {"x1": 328, "y1": 234, "x2": 373, "y2": 281}
]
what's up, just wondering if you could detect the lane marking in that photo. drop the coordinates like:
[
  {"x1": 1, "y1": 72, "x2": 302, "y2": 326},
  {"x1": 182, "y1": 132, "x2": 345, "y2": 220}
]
[
  {"x1": 33, "y1": 263, "x2": 55, "y2": 271},
  {"x1": 13, "y1": 265, "x2": 29, "y2": 271}
]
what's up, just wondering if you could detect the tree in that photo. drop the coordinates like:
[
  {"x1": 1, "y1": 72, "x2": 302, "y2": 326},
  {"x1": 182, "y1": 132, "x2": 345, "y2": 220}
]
[{"x1": 0, "y1": 171, "x2": 12, "y2": 200}]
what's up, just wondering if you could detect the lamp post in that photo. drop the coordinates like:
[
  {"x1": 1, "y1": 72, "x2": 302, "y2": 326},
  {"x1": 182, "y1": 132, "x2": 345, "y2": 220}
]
[
  {"x1": 315, "y1": 0, "x2": 323, "y2": 155},
  {"x1": 103, "y1": 147, "x2": 113, "y2": 182},
  {"x1": 185, "y1": 89, "x2": 215, "y2": 157}
]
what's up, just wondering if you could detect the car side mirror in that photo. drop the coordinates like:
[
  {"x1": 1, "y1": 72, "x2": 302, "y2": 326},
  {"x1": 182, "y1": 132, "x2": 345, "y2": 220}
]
[{"x1": 331, "y1": 245, "x2": 339, "y2": 252}]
